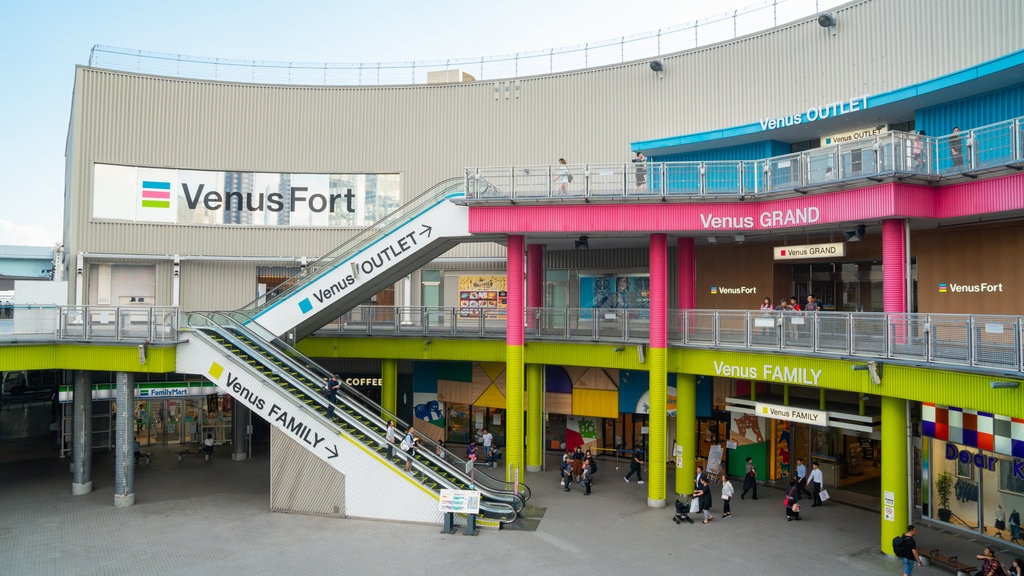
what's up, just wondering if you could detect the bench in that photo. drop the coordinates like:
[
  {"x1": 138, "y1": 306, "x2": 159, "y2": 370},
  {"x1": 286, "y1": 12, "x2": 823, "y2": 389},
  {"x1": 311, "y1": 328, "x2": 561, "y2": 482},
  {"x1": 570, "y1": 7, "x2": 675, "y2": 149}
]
[
  {"x1": 175, "y1": 446, "x2": 212, "y2": 462},
  {"x1": 926, "y1": 549, "x2": 977, "y2": 576}
]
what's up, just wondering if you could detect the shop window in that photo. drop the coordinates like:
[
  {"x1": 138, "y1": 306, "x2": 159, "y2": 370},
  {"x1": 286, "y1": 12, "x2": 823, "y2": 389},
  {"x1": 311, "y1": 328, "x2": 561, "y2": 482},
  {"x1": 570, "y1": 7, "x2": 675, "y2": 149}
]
[{"x1": 999, "y1": 460, "x2": 1024, "y2": 495}]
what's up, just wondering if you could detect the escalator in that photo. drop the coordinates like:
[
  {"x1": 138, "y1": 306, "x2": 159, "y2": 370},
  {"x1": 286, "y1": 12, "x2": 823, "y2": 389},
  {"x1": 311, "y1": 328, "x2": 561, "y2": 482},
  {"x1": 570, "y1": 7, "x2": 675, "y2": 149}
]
[
  {"x1": 177, "y1": 311, "x2": 527, "y2": 525},
  {"x1": 242, "y1": 178, "x2": 496, "y2": 340}
]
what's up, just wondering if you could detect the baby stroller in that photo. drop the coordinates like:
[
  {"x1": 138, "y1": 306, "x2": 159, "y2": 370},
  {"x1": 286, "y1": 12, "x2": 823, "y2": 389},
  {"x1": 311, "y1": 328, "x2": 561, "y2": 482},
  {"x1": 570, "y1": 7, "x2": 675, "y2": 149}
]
[{"x1": 673, "y1": 496, "x2": 696, "y2": 525}]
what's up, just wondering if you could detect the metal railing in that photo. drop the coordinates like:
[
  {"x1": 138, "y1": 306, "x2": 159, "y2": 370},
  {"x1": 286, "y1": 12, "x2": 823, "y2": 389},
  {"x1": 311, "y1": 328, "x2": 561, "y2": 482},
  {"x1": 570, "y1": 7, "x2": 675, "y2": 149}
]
[
  {"x1": 2, "y1": 304, "x2": 1021, "y2": 374},
  {"x1": 465, "y1": 116, "x2": 1024, "y2": 201},
  {"x1": 0, "y1": 305, "x2": 179, "y2": 342},
  {"x1": 86, "y1": 0, "x2": 845, "y2": 86},
  {"x1": 319, "y1": 306, "x2": 1024, "y2": 374}
]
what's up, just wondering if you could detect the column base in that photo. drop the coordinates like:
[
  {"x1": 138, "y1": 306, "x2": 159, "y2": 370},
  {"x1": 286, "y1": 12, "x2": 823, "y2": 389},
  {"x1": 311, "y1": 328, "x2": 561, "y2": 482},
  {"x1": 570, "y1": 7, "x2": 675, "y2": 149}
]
[
  {"x1": 232, "y1": 452, "x2": 248, "y2": 462},
  {"x1": 72, "y1": 481, "x2": 92, "y2": 496},
  {"x1": 114, "y1": 493, "x2": 135, "y2": 508},
  {"x1": 526, "y1": 465, "x2": 542, "y2": 473},
  {"x1": 647, "y1": 497, "x2": 667, "y2": 508}
]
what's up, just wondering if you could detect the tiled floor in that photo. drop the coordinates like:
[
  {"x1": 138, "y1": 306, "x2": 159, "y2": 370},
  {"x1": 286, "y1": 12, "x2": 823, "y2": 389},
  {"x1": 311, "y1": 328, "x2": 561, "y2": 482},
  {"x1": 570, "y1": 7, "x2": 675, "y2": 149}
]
[{"x1": 0, "y1": 446, "x2": 1016, "y2": 576}]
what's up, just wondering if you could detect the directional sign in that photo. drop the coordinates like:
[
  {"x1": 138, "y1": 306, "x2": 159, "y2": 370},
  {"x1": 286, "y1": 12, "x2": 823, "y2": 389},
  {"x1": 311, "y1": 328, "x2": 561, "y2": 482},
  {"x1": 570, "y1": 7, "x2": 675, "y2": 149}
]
[
  {"x1": 252, "y1": 199, "x2": 470, "y2": 336},
  {"x1": 439, "y1": 489, "x2": 481, "y2": 514},
  {"x1": 206, "y1": 360, "x2": 339, "y2": 460}
]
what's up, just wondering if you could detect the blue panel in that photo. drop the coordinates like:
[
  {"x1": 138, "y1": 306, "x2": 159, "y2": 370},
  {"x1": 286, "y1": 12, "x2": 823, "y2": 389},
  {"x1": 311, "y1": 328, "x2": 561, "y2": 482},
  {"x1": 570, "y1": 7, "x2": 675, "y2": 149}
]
[
  {"x1": 412, "y1": 360, "x2": 437, "y2": 393},
  {"x1": 655, "y1": 141, "x2": 789, "y2": 162},
  {"x1": 916, "y1": 83, "x2": 1024, "y2": 136},
  {"x1": 695, "y1": 375, "x2": 712, "y2": 419}
]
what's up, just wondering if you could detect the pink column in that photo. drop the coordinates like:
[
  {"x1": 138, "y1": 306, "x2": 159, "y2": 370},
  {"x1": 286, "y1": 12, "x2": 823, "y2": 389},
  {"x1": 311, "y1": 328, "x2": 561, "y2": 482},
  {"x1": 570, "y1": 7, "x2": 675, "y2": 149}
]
[
  {"x1": 881, "y1": 220, "x2": 907, "y2": 314},
  {"x1": 676, "y1": 237, "x2": 695, "y2": 309},
  {"x1": 507, "y1": 236, "x2": 525, "y2": 346},
  {"x1": 651, "y1": 234, "x2": 668, "y2": 349},
  {"x1": 526, "y1": 244, "x2": 544, "y2": 330}
]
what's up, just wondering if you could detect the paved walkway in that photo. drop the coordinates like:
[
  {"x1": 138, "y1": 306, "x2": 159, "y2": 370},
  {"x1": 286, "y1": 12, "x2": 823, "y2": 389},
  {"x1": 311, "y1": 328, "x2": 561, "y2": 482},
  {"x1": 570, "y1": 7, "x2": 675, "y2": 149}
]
[{"x1": 0, "y1": 446, "x2": 1017, "y2": 576}]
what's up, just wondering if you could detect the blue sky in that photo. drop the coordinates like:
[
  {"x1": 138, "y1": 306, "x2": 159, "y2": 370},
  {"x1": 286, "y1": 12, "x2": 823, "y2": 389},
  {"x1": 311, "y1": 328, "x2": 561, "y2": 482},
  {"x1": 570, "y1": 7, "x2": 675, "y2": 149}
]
[{"x1": 0, "y1": 0, "x2": 819, "y2": 246}]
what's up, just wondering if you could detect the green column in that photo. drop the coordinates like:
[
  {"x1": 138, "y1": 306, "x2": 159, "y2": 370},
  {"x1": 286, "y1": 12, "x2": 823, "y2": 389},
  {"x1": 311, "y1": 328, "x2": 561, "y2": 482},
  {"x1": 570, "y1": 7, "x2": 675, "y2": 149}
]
[
  {"x1": 381, "y1": 358, "x2": 398, "y2": 418},
  {"x1": 675, "y1": 373, "x2": 697, "y2": 497},
  {"x1": 648, "y1": 347, "x2": 667, "y2": 507},
  {"x1": 881, "y1": 396, "x2": 910, "y2": 555},
  {"x1": 506, "y1": 345, "x2": 524, "y2": 480},
  {"x1": 526, "y1": 363, "x2": 544, "y2": 472}
]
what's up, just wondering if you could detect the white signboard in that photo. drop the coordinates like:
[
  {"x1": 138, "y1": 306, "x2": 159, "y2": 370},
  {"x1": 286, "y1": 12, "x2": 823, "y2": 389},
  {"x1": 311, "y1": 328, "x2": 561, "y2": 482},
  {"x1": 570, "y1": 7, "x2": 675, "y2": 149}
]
[
  {"x1": 774, "y1": 242, "x2": 846, "y2": 261},
  {"x1": 755, "y1": 402, "x2": 828, "y2": 426},
  {"x1": 439, "y1": 489, "x2": 481, "y2": 514},
  {"x1": 251, "y1": 199, "x2": 470, "y2": 336},
  {"x1": 93, "y1": 163, "x2": 400, "y2": 228}
]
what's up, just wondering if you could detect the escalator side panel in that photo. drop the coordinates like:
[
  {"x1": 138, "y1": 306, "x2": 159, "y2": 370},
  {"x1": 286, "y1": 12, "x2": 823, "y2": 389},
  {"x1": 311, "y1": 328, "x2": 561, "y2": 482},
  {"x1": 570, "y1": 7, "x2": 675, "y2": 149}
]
[{"x1": 176, "y1": 335, "x2": 444, "y2": 523}]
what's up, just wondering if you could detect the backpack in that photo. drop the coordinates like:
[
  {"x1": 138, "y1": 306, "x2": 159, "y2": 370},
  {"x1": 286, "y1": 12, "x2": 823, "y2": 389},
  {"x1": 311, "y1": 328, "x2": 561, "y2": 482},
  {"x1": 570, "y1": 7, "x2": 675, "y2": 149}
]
[
  {"x1": 892, "y1": 535, "x2": 908, "y2": 558},
  {"x1": 400, "y1": 434, "x2": 412, "y2": 451}
]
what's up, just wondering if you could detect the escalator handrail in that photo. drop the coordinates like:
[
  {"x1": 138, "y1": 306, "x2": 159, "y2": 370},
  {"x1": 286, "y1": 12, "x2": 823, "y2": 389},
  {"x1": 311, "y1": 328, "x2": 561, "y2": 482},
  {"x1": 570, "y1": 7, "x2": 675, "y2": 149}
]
[
  {"x1": 183, "y1": 311, "x2": 525, "y2": 515},
  {"x1": 200, "y1": 309, "x2": 530, "y2": 502},
  {"x1": 238, "y1": 178, "x2": 466, "y2": 316},
  {"x1": 182, "y1": 315, "x2": 515, "y2": 517}
]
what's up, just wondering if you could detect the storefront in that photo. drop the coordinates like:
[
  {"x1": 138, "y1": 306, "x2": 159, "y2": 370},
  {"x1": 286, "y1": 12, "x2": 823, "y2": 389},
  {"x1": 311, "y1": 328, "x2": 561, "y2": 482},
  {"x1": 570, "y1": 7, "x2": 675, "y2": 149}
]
[
  {"x1": 725, "y1": 392, "x2": 883, "y2": 492},
  {"x1": 923, "y1": 402, "x2": 1024, "y2": 548},
  {"x1": 58, "y1": 380, "x2": 230, "y2": 454}
]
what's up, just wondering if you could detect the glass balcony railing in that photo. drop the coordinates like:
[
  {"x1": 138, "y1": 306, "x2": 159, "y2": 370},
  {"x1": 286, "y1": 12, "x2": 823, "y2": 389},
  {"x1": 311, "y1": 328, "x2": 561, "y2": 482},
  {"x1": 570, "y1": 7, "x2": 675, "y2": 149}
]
[{"x1": 465, "y1": 116, "x2": 1024, "y2": 201}]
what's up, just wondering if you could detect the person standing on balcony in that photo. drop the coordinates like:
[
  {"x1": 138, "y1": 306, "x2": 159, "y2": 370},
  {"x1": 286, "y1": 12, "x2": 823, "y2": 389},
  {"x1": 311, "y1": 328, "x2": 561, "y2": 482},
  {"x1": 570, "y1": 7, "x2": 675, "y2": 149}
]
[
  {"x1": 950, "y1": 127, "x2": 964, "y2": 168},
  {"x1": 554, "y1": 158, "x2": 570, "y2": 195},
  {"x1": 760, "y1": 296, "x2": 773, "y2": 336},
  {"x1": 633, "y1": 151, "x2": 648, "y2": 192},
  {"x1": 805, "y1": 294, "x2": 819, "y2": 312}
]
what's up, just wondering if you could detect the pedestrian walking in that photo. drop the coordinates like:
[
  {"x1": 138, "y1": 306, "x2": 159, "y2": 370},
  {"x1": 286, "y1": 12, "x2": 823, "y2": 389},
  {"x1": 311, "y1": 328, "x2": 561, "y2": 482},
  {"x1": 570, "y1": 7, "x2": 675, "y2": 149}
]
[
  {"x1": 741, "y1": 456, "x2": 758, "y2": 499},
  {"x1": 894, "y1": 524, "x2": 924, "y2": 575},
  {"x1": 624, "y1": 447, "x2": 645, "y2": 484},
  {"x1": 808, "y1": 461, "x2": 824, "y2": 506},
  {"x1": 720, "y1": 473, "x2": 734, "y2": 518}
]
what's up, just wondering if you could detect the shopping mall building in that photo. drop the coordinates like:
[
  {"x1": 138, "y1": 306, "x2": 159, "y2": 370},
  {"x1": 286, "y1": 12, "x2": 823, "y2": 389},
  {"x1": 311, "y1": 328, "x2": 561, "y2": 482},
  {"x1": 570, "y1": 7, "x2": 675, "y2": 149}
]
[{"x1": 2, "y1": 0, "x2": 1023, "y2": 551}]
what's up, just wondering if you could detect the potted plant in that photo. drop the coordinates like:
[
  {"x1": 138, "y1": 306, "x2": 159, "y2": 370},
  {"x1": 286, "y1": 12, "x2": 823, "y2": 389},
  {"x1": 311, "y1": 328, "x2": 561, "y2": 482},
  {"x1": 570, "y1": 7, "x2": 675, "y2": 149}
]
[{"x1": 936, "y1": 471, "x2": 955, "y2": 522}]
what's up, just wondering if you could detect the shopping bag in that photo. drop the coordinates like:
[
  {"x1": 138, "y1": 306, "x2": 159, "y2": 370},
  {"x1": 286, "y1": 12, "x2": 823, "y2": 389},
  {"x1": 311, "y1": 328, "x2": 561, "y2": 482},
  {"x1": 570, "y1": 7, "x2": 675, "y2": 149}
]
[
  {"x1": 689, "y1": 498, "x2": 700, "y2": 513},
  {"x1": 819, "y1": 489, "x2": 830, "y2": 502}
]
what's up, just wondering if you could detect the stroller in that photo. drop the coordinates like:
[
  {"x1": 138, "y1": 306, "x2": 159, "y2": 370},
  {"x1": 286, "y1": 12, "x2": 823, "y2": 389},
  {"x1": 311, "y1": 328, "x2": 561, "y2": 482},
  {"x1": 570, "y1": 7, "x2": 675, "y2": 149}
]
[{"x1": 673, "y1": 496, "x2": 696, "y2": 525}]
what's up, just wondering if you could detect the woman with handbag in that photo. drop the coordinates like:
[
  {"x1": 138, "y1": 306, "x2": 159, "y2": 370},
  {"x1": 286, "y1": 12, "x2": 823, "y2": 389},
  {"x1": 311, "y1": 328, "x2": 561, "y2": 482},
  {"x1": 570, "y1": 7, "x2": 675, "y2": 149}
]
[{"x1": 785, "y1": 479, "x2": 802, "y2": 521}]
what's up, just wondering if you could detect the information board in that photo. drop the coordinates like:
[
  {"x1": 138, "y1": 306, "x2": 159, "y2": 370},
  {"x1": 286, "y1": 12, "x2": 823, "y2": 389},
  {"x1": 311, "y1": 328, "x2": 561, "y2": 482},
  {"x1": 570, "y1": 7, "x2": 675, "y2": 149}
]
[{"x1": 439, "y1": 489, "x2": 481, "y2": 514}]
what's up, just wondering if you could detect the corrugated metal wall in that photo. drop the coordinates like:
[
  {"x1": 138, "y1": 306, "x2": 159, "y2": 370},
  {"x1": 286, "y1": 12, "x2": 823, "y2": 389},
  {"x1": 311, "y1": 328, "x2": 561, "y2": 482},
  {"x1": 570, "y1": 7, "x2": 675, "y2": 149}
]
[
  {"x1": 67, "y1": 0, "x2": 1024, "y2": 307},
  {"x1": 917, "y1": 83, "x2": 1024, "y2": 136},
  {"x1": 270, "y1": 426, "x2": 346, "y2": 517}
]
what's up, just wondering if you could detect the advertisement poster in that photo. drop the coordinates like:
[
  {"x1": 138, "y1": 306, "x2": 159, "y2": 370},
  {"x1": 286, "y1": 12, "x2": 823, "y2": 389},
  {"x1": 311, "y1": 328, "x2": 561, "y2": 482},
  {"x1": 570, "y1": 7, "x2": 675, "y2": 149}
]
[{"x1": 458, "y1": 276, "x2": 507, "y2": 318}]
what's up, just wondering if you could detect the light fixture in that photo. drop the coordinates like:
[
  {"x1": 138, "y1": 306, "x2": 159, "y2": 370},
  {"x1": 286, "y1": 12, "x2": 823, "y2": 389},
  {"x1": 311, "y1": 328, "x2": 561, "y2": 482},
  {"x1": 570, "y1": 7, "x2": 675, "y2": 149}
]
[
  {"x1": 735, "y1": 234, "x2": 745, "y2": 244},
  {"x1": 852, "y1": 361, "x2": 882, "y2": 384},
  {"x1": 844, "y1": 224, "x2": 866, "y2": 242},
  {"x1": 707, "y1": 236, "x2": 717, "y2": 244},
  {"x1": 637, "y1": 344, "x2": 646, "y2": 364},
  {"x1": 860, "y1": 394, "x2": 871, "y2": 402},
  {"x1": 574, "y1": 235, "x2": 589, "y2": 250},
  {"x1": 990, "y1": 381, "x2": 1020, "y2": 389},
  {"x1": 649, "y1": 60, "x2": 664, "y2": 72},
  {"x1": 613, "y1": 347, "x2": 625, "y2": 352},
  {"x1": 817, "y1": 12, "x2": 837, "y2": 35}
]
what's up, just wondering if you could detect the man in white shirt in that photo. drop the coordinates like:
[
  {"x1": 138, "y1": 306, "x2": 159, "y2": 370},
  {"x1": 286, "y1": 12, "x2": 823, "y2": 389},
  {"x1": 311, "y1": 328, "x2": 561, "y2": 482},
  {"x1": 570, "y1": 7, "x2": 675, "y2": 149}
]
[
  {"x1": 808, "y1": 461, "x2": 825, "y2": 507},
  {"x1": 481, "y1": 429, "x2": 493, "y2": 455}
]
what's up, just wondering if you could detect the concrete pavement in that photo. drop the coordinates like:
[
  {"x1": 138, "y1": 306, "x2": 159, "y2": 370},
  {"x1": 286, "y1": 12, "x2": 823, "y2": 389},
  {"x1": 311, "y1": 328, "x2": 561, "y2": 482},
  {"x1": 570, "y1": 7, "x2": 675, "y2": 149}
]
[{"x1": 0, "y1": 445, "x2": 1016, "y2": 576}]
